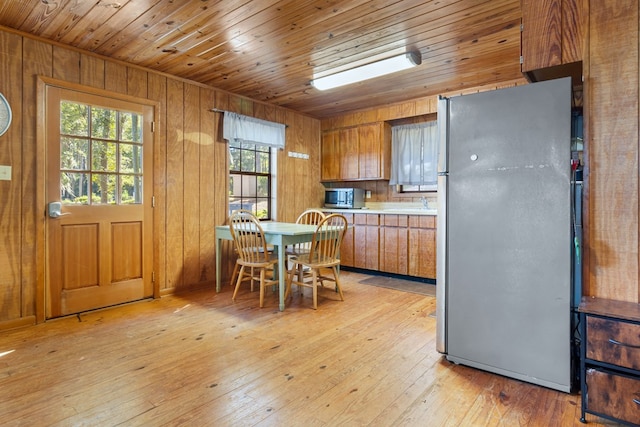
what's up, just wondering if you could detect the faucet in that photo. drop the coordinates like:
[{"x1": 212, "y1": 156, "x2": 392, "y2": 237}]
[{"x1": 420, "y1": 196, "x2": 429, "y2": 209}]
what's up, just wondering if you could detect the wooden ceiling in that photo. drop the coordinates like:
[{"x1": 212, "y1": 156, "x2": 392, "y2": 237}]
[{"x1": 0, "y1": 0, "x2": 525, "y2": 118}]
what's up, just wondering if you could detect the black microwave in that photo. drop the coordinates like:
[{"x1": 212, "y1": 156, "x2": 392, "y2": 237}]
[{"x1": 324, "y1": 188, "x2": 365, "y2": 209}]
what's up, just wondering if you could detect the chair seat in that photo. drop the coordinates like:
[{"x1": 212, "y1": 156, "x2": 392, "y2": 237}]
[{"x1": 289, "y1": 253, "x2": 340, "y2": 269}]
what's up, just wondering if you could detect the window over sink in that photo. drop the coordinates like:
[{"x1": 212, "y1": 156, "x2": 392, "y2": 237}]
[{"x1": 390, "y1": 120, "x2": 438, "y2": 192}]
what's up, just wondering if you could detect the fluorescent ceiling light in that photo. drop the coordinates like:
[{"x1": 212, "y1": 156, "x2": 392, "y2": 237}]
[{"x1": 311, "y1": 51, "x2": 421, "y2": 91}]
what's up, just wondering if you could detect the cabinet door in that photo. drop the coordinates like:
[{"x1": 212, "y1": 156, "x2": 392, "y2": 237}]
[
  {"x1": 380, "y1": 215, "x2": 408, "y2": 275},
  {"x1": 408, "y1": 215, "x2": 436, "y2": 279},
  {"x1": 358, "y1": 122, "x2": 391, "y2": 180},
  {"x1": 521, "y1": 0, "x2": 585, "y2": 72},
  {"x1": 365, "y1": 221, "x2": 380, "y2": 271},
  {"x1": 340, "y1": 213, "x2": 354, "y2": 267},
  {"x1": 560, "y1": 0, "x2": 585, "y2": 64},
  {"x1": 358, "y1": 123, "x2": 380, "y2": 179},
  {"x1": 354, "y1": 218, "x2": 367, "y2": 269},
  {"x1": 321, "y1": 130, "x2": 340, "y2": 181},
  {"x1": 340, "y1": 127, "x2": 359, "y2": 180},
  {"x1": 353, "y1": 214, "x2": 379, "y2": 270},
  {"x1": 521, "y1": 0, "x2": 562, "y2": 72}
]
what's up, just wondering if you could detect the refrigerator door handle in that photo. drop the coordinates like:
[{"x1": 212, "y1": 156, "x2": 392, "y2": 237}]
[{"x1": 435, "y1": 96, "x2": 449, "y2": 354}]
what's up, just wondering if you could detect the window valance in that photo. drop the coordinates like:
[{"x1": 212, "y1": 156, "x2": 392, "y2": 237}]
[{"x1": 222, "y1": 111, "x2": 285, "y2": 148}]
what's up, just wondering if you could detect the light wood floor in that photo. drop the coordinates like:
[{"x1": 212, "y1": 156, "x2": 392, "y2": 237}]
[{"x1": 0, "y1": 271, "x2": 621, "y2": 426}]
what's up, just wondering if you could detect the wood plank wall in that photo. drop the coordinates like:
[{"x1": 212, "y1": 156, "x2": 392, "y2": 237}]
[
  {"x1": 583, "y1": 0, "x2": 640, "y2": 302},
  {"x1": 0, "y1": 27, "x2": 323, "y2": 329}
]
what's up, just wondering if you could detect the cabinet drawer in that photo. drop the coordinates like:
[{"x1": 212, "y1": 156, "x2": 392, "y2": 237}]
[
  {"x1": 585, "y1": 368, "x2": 640, "y2": 425},
  {"x1": 587, "y1": 317, "x2": 640, "y2": 370}
]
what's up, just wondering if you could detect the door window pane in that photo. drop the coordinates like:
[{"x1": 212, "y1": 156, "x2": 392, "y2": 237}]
[
  {"x1": 61, "y1": 137, "x2": 89, "y2": 170},
  {"x1": 91, "y1": 174, "x2": 117, "y2": 204},
  {"x1": 61, "y1": 172, "x2": 90, "y2": 204},
  {"x1": 91, "y1": 107, "x2": 117, "y2": 140},
  {"x1": 121, "y1": 174, "x2": 143, "y2": 204},
  {"x1": 91, "y1": 141, "x2": 117, "y2": 172},
  {"x1": 60, "y1": 102, "x2": 89, "y2": 136},
  {"x1": 120, "y1": 143, "x2": 143, "y2": 174},
  {"x1": 59, "y1": 101, "x2": 144, "y2": 205},
  {"x1": 119, "y1": 111, "x2": 143, "y2": 143}
]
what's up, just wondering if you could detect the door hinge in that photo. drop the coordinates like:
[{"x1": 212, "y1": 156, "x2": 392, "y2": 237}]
[
  {"x1": 152, "y1": 195, "x2": 156, "y2": 208},
  {"x1": 520, "y1": 23, "x2": 524, "y2": 32},
  {"x1": 152, "y1": 271, "x2": 155, "y2": 282},
  {"x1": 519, "y1": 55, "x2": 524, "y2": 64},
  {"x1": 151, "y1": 121, "x2": 155, "y2": 132}
]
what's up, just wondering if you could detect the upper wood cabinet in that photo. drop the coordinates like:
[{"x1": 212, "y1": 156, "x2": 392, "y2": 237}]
[
  {"x1": 521, "y1": 0, "x2": 585, "y2": 73},
  {"x1": 321, "y1": 122, "x2": 391, "y2": 181}
]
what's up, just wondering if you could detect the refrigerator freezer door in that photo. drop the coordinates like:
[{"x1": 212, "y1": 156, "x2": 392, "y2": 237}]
[{"x1": 445, "y1": 77, "x2": 572, "y2": 392}]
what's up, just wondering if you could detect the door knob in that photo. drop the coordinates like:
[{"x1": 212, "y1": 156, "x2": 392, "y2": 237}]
[{"x1": 48, "y1": 201, "x2": 70, "y2": 218}]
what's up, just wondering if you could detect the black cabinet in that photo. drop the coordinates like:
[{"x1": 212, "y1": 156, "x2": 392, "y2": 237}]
[{"x1": 578, "y1": 297, "x2": 640, "y2": 426}]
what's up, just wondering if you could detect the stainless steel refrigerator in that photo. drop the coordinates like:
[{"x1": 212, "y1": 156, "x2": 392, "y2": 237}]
[{"x1": 435, "y1": 77, "x2": 573, "y2": 392}]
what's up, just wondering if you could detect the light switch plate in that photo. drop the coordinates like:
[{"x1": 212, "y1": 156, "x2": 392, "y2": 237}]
[{"x1": 0, "y1": 165, "x2": 11, "y2": 181}]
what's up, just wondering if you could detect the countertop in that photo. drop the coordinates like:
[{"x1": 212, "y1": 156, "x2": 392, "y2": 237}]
[{"x1": 324, "y1": 202, "x2": 437, "y2": 216}]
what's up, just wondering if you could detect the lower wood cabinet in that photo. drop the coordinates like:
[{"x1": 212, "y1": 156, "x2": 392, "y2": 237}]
[
  {"x1": 354, "y1": 214, "x2": 380, "y2": 271},
  {"x1": 578, "y1": 298, "x2": 640, "y2": 426},
  {"x1": 407, "y1": 215, "x2": 436, "y2": 279},
  {"x1": 379, "y1": 215, "x2": 409, "y2": 275},
  {"x1": 334, "y1": 211, "x2": 436, "y2": 280},
  {"x1": 339, "y1": 213, "x2": 354, "y2": 267}
]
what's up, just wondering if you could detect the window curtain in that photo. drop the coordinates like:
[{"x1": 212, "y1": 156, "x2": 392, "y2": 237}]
[
  {"x1": 389, "y1": 121, "x2": 438, "y2": 185},
  {"x1": 222, "y1": 111, "x2": 286, "y2": 148}
]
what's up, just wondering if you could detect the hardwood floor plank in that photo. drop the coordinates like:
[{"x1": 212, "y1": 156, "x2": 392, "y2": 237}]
[{"x1": 0, "y1": 271, "x2": 618, "y2": 426}]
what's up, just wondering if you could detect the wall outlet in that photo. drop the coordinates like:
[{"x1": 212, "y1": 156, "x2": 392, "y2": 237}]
[
  {"x1": 365, "y1": 190, "x2": 372, "y2": 199},
  {"x1": 0, "y1": 165, "x2": 11, "y2": 181}
]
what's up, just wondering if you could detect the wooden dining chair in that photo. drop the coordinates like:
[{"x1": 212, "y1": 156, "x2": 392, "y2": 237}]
[
  {"x1": 287, "y1": 209, "x2": 326, "y2": 256},
  {"x1": 228, "y1": 209, "x2": 255, "y2": 287},
  {"x1": 229, "y1": 210, "x2": 278, "y2": 307},
  {"x1": 228, "y1": 209, "x2": 274, "y2": 288},
  {"x1": 285, "y1": 213, "x2": 348, "y2": 309}
]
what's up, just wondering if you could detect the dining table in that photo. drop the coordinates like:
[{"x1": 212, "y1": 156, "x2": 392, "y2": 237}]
[{"x1": 215, "y1": 221, "x2": 320, "y2": 311}]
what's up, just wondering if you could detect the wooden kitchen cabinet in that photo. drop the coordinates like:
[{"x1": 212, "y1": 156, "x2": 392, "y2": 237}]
[
  {"x1": 340, "y1": 127, "x2": 359, "y2": 180},
  {"x1": 321, "y1": 122, "x2": 391, "y2": 181},
  {"x1": 339, "y1": 213, "x2": 354, "y2": 267},
  {"x1": 331, "y1": 211, "x2": 436, "y2": 280},
  {"x1": 379, "y1": 214, "x2": 409, "y2": 275},
  {"x1": 521, "y1": 0, "x2": 585, "y2": 73},
  {"x1": 358, "y1": 122, "x2": 391, "y2": 180},
  {"x1": 578, "y1": 297, "x2": 640, "y2": 426},
  {"x1": 408, "y1": 215, "x2": 436, "y2": 279},
  {"x1": 354, "y1": 214, "x2": 380, "y2": 271},
  {"x1": 320, "y1": 129, "x2": 340, "y2": 181}
]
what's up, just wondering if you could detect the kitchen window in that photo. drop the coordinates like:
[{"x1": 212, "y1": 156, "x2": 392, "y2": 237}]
[{"x1": 390, "y1": 120, "x2": 438, "y2": 192}]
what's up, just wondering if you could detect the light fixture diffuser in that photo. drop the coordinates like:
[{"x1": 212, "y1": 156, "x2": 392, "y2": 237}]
[{"x1": 311, "y1": 51, "x2": 421, "y2": 91}]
